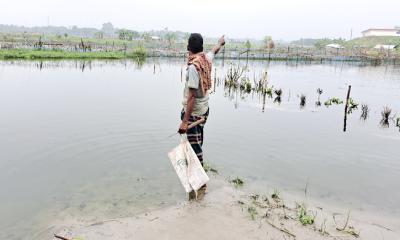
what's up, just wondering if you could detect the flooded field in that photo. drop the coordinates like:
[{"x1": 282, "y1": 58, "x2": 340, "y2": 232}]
[{"x1": 0, "y1": 59, "x2": 399, "y2": 240}]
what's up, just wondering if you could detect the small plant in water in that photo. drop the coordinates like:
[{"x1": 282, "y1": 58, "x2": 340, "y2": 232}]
[
  {"x1": 347, "y1": 97, "x2": 359, "y2": 114},
  {"x1": 203, "y1": 162, "x2": 218, "y2": 174},
  {"x1": 230, "y1": 177, "x2": 244, "y2": 187},
  {"x1": 297, "y1": 203, "x2": 315, "y2": 225},
  {"x1": 239, "y1": 77, "x2": 252, "y2": 93},
  {"x1": 300, "y1": 94, "x2": 306, "y2": 108},
  {"x1": 274, "y1": 88, "x2": 282, "y2": 97},
  {"x1": 324, "y1": 97, "x2": 343, "y2": 106},
  {"x1": 247, "y1": 206, "x2": 258, "y2": 220},
  {"x1": 271, "y1": 189, "x2": 280, "y2": 200},
  {"x1": 380, "y1": 106, "x2": 392, "y2": 127},
  {"x1": 360, "y1": 104, "x2": 369, "y2": 120},
  {"x1": 249, "y1": 194, "x2": 260, "y2": 201},
  {"x1": 264, "y1": 86, "x2": 274, "y2": 97}
]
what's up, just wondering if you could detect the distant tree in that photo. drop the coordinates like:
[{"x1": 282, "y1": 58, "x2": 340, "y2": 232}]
[
  {"x1": 118, "y1": 29, "x2": 134, "y2": 41},
  {"x1": 263, "y1": 36, "x2": 275, "y2": 50},
  {"x1": 64, "y1": 33, "x2": 68, "y2": 38},
  {"x1": 101, "y1": 22, "x2": 114, "y2": 36},
  {"x1": 94, "y1": 31, "x2": 104, "y2": 39},
  {"x1": 165, "y1": 32, "x2": 177, "y2": 49}
]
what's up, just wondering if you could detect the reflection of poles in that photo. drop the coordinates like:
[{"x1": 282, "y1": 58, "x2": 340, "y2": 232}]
[
  {"x1": 180, "y1": 66, "x2": 184, "y2": 82},
  {"x1": 343, "y1": 85, "x2": 352, "y2": 132},
  {"x1": 222, "y1": 46, "x2": 225, "y2": 67},
  {"x1": 262, "y1": 92, "x2": 266, "y2": 112},
  {"x1": 214, "y1": 67, "x2": 217, "y2": 92}
]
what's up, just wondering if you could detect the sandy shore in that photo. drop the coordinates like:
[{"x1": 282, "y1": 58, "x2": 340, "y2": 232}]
[{"x1": 51, "y1": 175, "x2": 399, "y2": 240}]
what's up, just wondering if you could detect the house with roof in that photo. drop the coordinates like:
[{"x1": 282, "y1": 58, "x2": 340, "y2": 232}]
[
  {"x1": 362, "y1": 28, "x2": 400, "y2": 37},
  {"x1": 373, "y1": 44, "x2": 397, "y2": 50}
]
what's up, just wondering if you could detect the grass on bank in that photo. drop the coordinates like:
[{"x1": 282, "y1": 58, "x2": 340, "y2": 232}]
[{"x1": 0, "y1": 47, "x2": 146, "y2": 60}]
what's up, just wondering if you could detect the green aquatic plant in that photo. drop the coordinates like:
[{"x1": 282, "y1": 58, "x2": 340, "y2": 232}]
[
  {"x1": 247, "y1": 206, "x2": 258, "y2": 220},
  {"x1": 203, "y1": 162, "x2": 218, "y2": 174},
  {"x1": 324, "y1": 97, "x2": 343, "y2": 106},
  {"x1": 264, "y1": 86, "x2": 274, "y2": 97},
  {"x1": 131, "y1": 45, "x2": 147, "y2": 60},
  {"x1": 297, "y1": 203, "x2": 315, "y2": 225},
  {"x1": 240, "y1": 77, "x2": 252, "y2": 93},
  {"x1": 256, "y1": 71, "x2": 268, "y2": 92},
  {"x1": 271, "y1": 189, "x2": 280, "y2": 200},
  {"x1": 346, "y1": 97, "x2": 359, "y2": 114},
  {"x1": 225, "y1": 64, "x2": 245, "y2": 89},
  {"x1": 249, "y1": 194, "x2": 260, "y2": 201},
  {"x1": 230, "y1": 177, "x2": 244, "y2": 187}
]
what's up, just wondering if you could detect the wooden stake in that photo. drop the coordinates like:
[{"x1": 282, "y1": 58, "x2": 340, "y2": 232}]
[
  {"x1": 343, "y1": 85, "x2": 352, "y2": 132},
  {"x1": 54, "y1": 234, "x2": 71, "y2": 240}
]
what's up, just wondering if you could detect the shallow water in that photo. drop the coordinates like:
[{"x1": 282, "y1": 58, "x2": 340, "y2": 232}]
[{"x1": 0, "y1": 59, "x2": 399, "y2": 239}]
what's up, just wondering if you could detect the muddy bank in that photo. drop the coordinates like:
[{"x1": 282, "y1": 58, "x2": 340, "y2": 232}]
[{"x1": 51, "y1": 176, "x2": 399, "y2": 240}]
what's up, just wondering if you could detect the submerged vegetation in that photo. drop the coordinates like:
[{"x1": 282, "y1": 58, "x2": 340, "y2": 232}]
[
  {"x1": 324, "y1": 97, "x2": 343, "y2": 106},
  {"x1": 203, "y1": 162, "x2": 218, "y2": 174},
  {"x1": 360, "y1": 104, "x2": 369, "y2": 120},
  {"x1": 297, "y1": 203, "x2": 315, "y2": 225},
  {"x1": 221, "y1": 63, "x2": 399, "y2": 132},
  {"x1": 300, "y1": 94, "x2": 306, "y2": 108},
  {"x1": 380, "y1": 106, "x2": 392, "y2": 127},
  {"x1": 347, "y1": 97, "x2": 359, "y2": 114},
  {"x1": 230, "y1": 177, "x2": 244, "y2": 187}
]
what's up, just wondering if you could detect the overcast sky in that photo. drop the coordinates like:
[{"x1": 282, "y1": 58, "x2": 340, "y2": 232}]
[{"x1": 1, "y1": 0, "x2": 399, "y2": 40}]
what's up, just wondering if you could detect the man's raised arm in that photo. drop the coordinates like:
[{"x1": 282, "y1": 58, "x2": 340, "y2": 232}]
[{"x1": 211, "y1": 35, "x2": 225, "y2": 55}]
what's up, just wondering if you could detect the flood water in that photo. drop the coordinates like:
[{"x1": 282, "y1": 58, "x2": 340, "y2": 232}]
[{"x1": 0, "y1": 59, "x2": 399, "y2": 240}]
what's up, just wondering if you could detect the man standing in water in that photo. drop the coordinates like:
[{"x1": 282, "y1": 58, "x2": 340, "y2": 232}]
[{"x1": 178, "y1": 33, "x2": 225, "y2": 199}]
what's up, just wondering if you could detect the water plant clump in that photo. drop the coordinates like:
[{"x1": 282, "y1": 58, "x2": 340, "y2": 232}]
[
  {"x1": 240, "y1": 77, "x2": 252, "y2": 93},
  {"x1": 264, "y1": 86, "x2": 274, "y2": 97},
  {"x1": 225, "y1": 64, "x2": 245, "y2": 89},
  {"x1": 203, "y1": 162, "x2": 218, "y2": 174},
  {"x1": 380, "y1": 106, "x2": 392, "y2": 127},
  {"x1": 324, "y1": 97, "x2": 343, "y2": 106},
  {"x1": 300, "y1": 94, "x2": 306, "y2": 108},
  {"x1": 296, "y1": 203, "x2": 315, "y2": 225},
  {"x1": 333, "y1": 211, "x2": 360, "y2": 238},
  {"x1": 274, "y1": 88, "x2": 282, "y2": 97},
  {"x1": 247, "y1": 206, "x2": 258, "y2": 220},
  {"x1": 256, "y1": 71, "x2": 269, "y2": 92},
  {"x1": 360, "y1": 104, "x2": 369, "y2": 120},
  {"x1": 271, "y1": 189, "x2": 280, "y2": 200},
  {"x1": 347, "y1": 97, "x2": 359, "y2": 114},
  {"x1": 230, "y1": 177, "x2": 244, "y2": 187}
]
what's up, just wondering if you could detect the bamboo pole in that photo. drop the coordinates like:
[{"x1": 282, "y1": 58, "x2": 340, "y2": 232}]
[{"x1": 343, "y1": 85, "x2": 352, "y2": 132}]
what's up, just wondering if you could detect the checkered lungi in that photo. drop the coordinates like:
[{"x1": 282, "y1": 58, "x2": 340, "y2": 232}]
[{"x1": 180, "y1": 108, "x2": 209, "y2": 165}]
